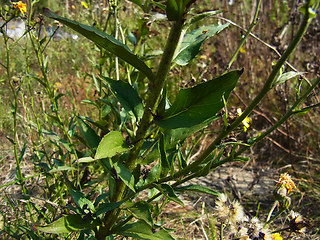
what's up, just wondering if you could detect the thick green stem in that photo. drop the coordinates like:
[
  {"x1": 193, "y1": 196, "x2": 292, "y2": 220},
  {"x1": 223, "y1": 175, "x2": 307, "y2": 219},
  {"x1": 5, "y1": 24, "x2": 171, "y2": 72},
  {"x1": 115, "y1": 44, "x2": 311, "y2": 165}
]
[{"x1": 96, "y1": 19, "x2": 184, "y2": 239}]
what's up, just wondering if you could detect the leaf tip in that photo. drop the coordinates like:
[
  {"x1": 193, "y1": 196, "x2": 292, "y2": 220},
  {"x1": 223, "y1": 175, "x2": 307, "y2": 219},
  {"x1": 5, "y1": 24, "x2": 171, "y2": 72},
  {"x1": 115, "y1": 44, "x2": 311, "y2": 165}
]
[{"x1": 238, "y1": 68, "x2": 244, "y2": 76}]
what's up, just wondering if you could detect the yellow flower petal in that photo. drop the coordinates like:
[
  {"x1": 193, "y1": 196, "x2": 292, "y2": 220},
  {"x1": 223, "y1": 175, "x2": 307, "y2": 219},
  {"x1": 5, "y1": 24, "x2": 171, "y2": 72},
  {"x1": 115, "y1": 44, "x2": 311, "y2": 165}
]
[
  {"x1": 13, "y1": 1, "x2": 27, "y2": 16},
  {"x1": 237, "y1": 108, "x2": 250, "y2": 132},
  {"x1": 81, "y1": 1, "x2": 89, "y2": 8},
  {"x1": 272, "y1": 233, "x2": 283, "y2": 240}
]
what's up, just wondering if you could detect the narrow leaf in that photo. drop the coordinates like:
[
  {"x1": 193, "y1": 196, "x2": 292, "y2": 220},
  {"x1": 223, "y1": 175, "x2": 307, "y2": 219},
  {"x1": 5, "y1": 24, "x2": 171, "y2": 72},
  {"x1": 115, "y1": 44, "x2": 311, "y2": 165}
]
[
  {"x1": 174, "y1": 185, "x2": 219, "y2": 196},
  {"x1": 273, "y1": 71, "x2": 304, "y2": 87},
  {"x1": 43, "y1": 9, "x2": 154, "y2": 80},
  {"x1": 155, "y1": 69, "x2": 243, "y2": 129},
  {"x1": 159, "y1": 133, "x2": 170, "y2": 177},
  {"x1": 76, "y1": 157, "x2": 95, "y2": 163},
  {"x1": 49, "y1": 166, "x2": 76, "y2": 173},
  {"x1": 95, "y1": 131, "x2": 129, "y2": 159},
  {"x1": 184, "y1": 10, "x2": 223, "y2": 30}
]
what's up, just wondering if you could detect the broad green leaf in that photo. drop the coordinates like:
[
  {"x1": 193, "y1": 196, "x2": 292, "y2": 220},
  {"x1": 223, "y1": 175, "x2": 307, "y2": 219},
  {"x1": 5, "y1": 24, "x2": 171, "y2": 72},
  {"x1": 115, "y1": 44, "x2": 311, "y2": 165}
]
[
  {"x1": 159, "y1": 133, "x2": 170, "y2": 177},
  {"x1": 174, "y1": 185, "x2": 219, "y2": 196},
  {"x1": 113, "y1": 161, "x2": 136, "y2": 192},
  {"x1": 95, "y1": 131, "x2": 129, "y2": 159},
  {"x1": 95, "y1": 201, "x2": 123, "y2": 216},
  {"x1": 272, "y1": 71, "x2": 304, "y2": 87},
  {"x1": 116, "y1": 221, "x2": 174, "y2": 240},
  {"x1": 36, "y1": 215, "x2": 99, "y2": 233},
  {"x1": 77, "y1": 116, "x2": 100, "y2": 150},
  {"x1": 43, "y1": 9, "x2": 154, "y2": 80},
  {"x1": 174, "y1": 23, "x2": 229, "y2": 65},
  {"x1": 126, "y1": 201, "x2": 153, "y2": 227},
  {"x1": 155, "y1": 69, "x2": 243, "y2": 129},
  {"x1": 103, "y1": 77, "x2": 144, "y2": 121}
]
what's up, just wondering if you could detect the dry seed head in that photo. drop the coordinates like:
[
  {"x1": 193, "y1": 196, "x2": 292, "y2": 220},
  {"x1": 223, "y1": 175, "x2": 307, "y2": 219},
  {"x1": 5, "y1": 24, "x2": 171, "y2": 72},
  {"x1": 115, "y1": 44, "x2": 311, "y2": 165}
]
[
  {"x1": 215, "y1": 193, "x2": 247, "y2": 226},
  {"x1": 288, "y1": 211, "x2": 310, "y2": 234}
]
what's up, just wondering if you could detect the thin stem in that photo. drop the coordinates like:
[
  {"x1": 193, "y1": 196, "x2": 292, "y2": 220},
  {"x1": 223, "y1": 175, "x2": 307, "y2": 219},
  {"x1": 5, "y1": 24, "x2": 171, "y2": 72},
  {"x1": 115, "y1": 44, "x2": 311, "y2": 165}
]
[
  {"x1": 226, "y1": 0, "x2": 261, "y2": 70},
  {"x1": 2, "y1": 18, "x2": 33, "y2": 223}
]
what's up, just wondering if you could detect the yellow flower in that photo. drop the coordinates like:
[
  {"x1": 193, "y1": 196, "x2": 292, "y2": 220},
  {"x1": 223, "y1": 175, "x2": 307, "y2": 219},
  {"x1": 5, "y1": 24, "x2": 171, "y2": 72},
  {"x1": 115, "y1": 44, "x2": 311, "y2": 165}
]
[
  {"x1": 237, "y1": 108, "x2": 250, "y2": 132},
  {"x1": 81, "y1": 1, "x2": 88, "y2": 8},
  {"x1": 272, "y1": 233, "x2": 283, "y2": 240},
  {"x1": 239, "y1": 47, "x2": 246, "y2": 53},
  {"x1": 13, "y1": 1, "x2": 27, "y2": 16},
  {"x1": 276, "y1": 173, "x2": 296, "y2": 193}
]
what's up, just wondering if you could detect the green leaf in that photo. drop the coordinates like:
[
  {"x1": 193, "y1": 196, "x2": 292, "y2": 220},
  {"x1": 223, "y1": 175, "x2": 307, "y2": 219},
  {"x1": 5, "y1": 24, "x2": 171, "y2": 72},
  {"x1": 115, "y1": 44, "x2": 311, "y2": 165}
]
[
  {"x1": 76, "y1": 157, "x2": 95, "y2": 163},
  {"x1": 43, "y1": 9, "x2": 154, "y2": 80},
  {"x1": 103, "y1": 77, "x2": 144, "y2": 121},
  {"x1": 174, "y1": 185, "x2": 219, "y2": 196},
  {"x1": 160, "y1": 184, "x2": 184, "y2": 206},
  {"x1": 116, "y1": 221, "x2": 174, "y2": 240},
  {"x1": 183, "y1": 10, "x2": 223, "y2": 30},
  {"x1": 174, "y1": 23, "x2": 229, "y2": 65},
  {"x1": 113, "y1": 161, "x2": 136, "y2": 192},
  {"x1": 77, "y1": 116, "x2": 100, "y2": 150},
  {"x1": 95, "y1": 201, "x2": 123, "y2": 216},
  {"x1": 49, "y1": 166, "x2": 76, "y2": 173},
  {"x1": 144, "y1": 162, "x2": 162, "y2": 184},
  {"x1": 272, "y1": 71, "x2": 304, "y2": 87},
  {"x1": 127, "y1": 0, "x2": 142, "y2": 7},
  {"x1": 166, "y1": 0, "x2": 180, "y2": 21},
  {"x1": 159, "y1": 133, "x2": 170, "y2": 177},
  {"x1": 36, "y1": 215, "x2": 99, "y2": 233},
  {"x1": 65, "y1": 181, "x2": 95, "y2": 211},
  {"x1": 42, "y1": 130, "x2": 72, "y2": 152},
  {"x1": 126, "y1": 201, "x2": 153, "y2": 227},
  {"x1": 155, "y1": 69, "x2": 243, "y2": 129},
  {"x1": 95, "y1": 131, "x2": 130, "y2": 159}
]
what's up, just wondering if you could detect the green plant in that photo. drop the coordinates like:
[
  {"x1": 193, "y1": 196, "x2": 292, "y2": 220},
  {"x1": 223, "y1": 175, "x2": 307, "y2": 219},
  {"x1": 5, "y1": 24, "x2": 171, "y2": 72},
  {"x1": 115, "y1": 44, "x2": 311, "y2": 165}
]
[{"x1": 1, "y1": 0, "x2": 319, "y2": 239}]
